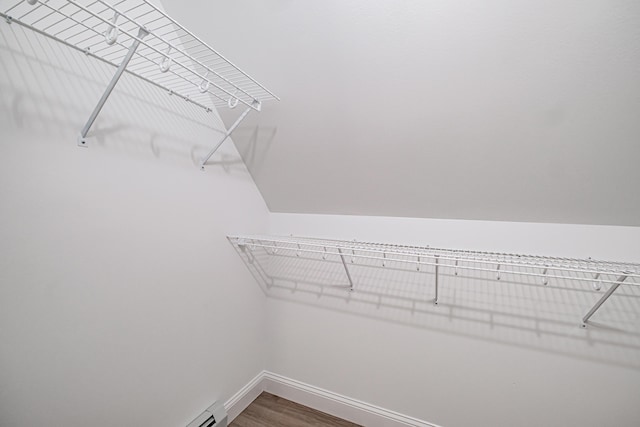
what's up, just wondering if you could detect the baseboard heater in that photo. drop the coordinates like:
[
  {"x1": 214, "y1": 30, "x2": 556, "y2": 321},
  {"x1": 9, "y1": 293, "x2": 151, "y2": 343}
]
[{"x1": 186, "y1": 401, "x2": 227, "y2": 427}]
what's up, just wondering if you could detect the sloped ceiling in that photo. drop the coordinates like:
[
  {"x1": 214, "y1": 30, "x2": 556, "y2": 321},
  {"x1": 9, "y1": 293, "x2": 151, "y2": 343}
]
[{"x1": 164, "y1": 0, "x2": 640, "y2": 226}]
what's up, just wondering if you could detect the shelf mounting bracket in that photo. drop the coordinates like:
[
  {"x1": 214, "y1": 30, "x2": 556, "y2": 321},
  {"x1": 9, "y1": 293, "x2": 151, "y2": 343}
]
[
  {"x1": 200, "y1": 100, "x2": 259, "y2": 169},
  {"x1": 338, "y1": 248, "x2": 354, "y2": 291},
  {"x1": 434, "y1": 255, "x2": 439, "y2": 305},
  {"x1": 581, "y1": 274, "x2": 628, "y2": 328},
  {"x1": 78, "y1": 26, "x2": 149, "y2": 147}
]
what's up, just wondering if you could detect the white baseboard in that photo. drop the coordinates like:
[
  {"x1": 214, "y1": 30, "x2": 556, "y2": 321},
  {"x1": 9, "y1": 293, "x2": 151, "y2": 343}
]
[
  {"x1": 225, "y1": 370, "x2": 439, "y2": 427},
  {"x1": 224, "y1": 370, "x2": 266, "y2": 422}
]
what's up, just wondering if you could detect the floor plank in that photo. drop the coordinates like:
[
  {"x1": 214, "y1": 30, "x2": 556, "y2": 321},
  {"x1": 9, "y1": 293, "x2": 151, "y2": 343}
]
[{"x1": 229, "y1": 392, "x2": 361, "y2": 427}]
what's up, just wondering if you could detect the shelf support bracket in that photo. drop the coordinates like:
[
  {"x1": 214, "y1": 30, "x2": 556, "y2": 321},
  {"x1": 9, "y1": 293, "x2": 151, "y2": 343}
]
[
  {"x1": 581, "y1": 274, "x2": 628, "y2": 327},
  {"x1": 337, "y1": 248, "x2": 354, "y2": 291},
  {"x1": 434, "y1": 255, "x2": 439, "y2": 305},
  {"x1": 78, "y1": 27, "x2": 149, "y2": 147},
  {"x1": 200, "y1": 100, "x2": 258, "y2": 169}
]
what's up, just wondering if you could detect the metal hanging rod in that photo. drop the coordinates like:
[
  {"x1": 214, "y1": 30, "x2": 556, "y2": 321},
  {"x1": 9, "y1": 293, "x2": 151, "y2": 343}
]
[
  {"x1": 2, "y1": 0, "x2": 278, "y2": 157},
  {"x1": 228, "y1": 235, "x2": 639, "y2": 327}
]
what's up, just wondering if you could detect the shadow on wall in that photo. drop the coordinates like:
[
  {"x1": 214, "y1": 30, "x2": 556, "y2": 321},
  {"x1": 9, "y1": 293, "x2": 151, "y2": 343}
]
[
  {"x1": 219, "y1": 105, "x2": 278, "y2": 179},
  {"x1": 0, "y1": 21, "x2": 269, "y2": 173},
  {"x1": 204, "y1": 123, "x2": 277, "y2": 177},
  {"x1": 230, "y1": 240, "x2": 640, "y2": 371}
]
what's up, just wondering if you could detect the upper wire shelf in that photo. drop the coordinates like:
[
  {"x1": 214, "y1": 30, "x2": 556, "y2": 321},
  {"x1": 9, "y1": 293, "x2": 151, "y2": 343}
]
[{"x1": 2, "y1": 0, "x2": 279, "y2": 112}]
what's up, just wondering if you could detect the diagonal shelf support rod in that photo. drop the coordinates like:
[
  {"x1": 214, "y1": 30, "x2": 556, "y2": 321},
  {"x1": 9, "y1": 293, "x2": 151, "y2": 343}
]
[
  {"x1": 434, "y1": 255, "x2": 439, "y2": 305},
  {"x1": 338, "y1": 248, "x2": 354, "y2": 291},
  {"x1": 582, "y1": 273, "x2": 628, "y2": 327},
  {"x1": 78, "y1": 26, "x2": 149, "y2": 147},
  {"x1": 200, "y1": 101, "x2": 258, "y2": 169}
]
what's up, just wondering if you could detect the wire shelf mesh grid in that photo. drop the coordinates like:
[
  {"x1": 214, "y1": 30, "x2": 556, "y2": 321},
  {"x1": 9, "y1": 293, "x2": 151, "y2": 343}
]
[
  {"x1": 2, "y1": 0, "x2": 278, "y2": 112},
  {"x1": 229, "y1": 235, "x2": 640, "y2": 289}
]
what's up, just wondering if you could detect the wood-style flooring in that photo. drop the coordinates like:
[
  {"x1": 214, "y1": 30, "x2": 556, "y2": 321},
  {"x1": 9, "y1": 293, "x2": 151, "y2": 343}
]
[{"x1": 229, "y1": 392, "x2": 361, "y2": 427}]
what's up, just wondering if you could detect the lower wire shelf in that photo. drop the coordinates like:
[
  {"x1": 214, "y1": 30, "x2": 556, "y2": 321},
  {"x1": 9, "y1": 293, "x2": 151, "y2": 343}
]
[{"x1": 228, "y1": 235, "x2": 640, "y2": 328}]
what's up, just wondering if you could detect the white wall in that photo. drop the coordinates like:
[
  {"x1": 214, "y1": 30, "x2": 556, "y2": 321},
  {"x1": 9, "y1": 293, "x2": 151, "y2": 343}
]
[
  {"x1": 267, "y1": 213, "x2": 640, "y2": 426},
  {"x1": 164, "y1": 0, "x2": 640, "y2": 227},
  {"x1": 0, "y1": 17, "x2": 269, "y2": 427}
]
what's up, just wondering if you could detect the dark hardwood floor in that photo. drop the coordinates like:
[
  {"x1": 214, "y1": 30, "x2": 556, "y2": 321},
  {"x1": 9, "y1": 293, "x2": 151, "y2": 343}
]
[{"x1": 229, "y1": 392, "x2": 361, "y2": 427}]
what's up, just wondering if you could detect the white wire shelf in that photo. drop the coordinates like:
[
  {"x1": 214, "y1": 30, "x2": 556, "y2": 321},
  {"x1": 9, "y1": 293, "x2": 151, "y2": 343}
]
[
  {"x1": 228, "y1": 235, "x2": 640, "y2": 327},
  {"x1": 2, "y1": 0, "x2": 279, "y2": 113}
]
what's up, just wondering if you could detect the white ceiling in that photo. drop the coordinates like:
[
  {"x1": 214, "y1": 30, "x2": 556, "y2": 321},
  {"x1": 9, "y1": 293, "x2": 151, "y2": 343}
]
[{"x1": 164, "y1": 0, "x2": 640, "y2": 226}]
